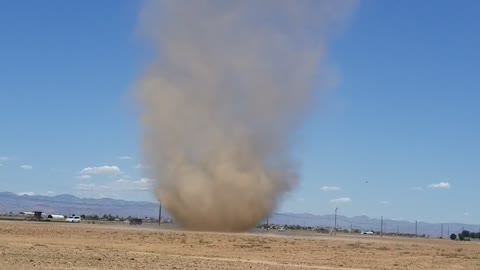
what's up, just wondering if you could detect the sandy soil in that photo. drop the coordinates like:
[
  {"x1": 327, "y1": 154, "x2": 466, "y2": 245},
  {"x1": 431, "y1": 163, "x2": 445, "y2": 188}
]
[{"x1": 0, "y1": 221, "x2": 479, "y2": 270}]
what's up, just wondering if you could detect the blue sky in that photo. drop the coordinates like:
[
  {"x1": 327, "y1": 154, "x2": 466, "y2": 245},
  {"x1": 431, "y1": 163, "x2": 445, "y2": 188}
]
[{"x1": 0, "y1": 1, "x2": 478, "y2": 224}]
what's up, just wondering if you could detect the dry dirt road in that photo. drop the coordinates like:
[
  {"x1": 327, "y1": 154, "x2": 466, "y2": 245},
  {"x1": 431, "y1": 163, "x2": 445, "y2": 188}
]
[{"x1": 0, "y1": 221, "x2": 479, "y2": 270}]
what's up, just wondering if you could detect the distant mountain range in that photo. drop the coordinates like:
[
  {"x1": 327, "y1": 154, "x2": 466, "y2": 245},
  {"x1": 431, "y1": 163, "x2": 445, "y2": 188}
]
[
  {"x1": 0, "y1": 192, "x2": 166, "y2": 219},
  {"x1": 0, "y1": 191, "x2": 477, "y2": 237}
]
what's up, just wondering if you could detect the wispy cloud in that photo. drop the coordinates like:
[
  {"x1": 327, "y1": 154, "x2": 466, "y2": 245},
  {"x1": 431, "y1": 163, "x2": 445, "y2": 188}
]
[
  {"x1": 80, "y1": 166, "x2": 120, "y2": 176},
  {"x1": 115, "y1": 178, "x2": 153, "y2": 191},
  {"x1": 116, "y1": 179, "x2": 129, "y2": 184},
  {"x1": 20, "y1": 165, "x2": 33, "y2": 170},
  {"x1": 117, "y1": 156, "x2": 133, "y2": 160},
  {"x1": 330, "y1": 197, "x2": 352, "y2": 204},
  {"x1": 17, "y1": 192, "x2": 35, "y2": 196},
  {"x1": 131, "y1": 178, "x2": 153, "y2": 190},
  {"x1": 0, "y1": 156, "x2": 12, "y2": 166},
  {"x1": 379, "y1": 200, "x2": 390, "y2": 205},
  {"x1": 76, "y1": 175, "x2": 92, "y2": 180},
  {"x1": 428, "y1": 182, "x2": 450, "y2": 190},
  {"x1": 74, "y1": 178, "x2": 154, "y2": 193},
  {"x1": 133, "y1": 163, "x2": 147, "y2": 169},
  {"x1": 321, "y1": 186, "x2": 341, "y2": 192},
  {"x1": 74, "y1": 183, "x2": 109, "y2": 191},
  {"x1": 411, "y1": 186, "x2": 423, "y2": 191}
]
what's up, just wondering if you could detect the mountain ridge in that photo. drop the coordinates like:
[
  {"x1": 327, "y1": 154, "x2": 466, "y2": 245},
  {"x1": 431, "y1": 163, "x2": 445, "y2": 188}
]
[
  {"x1": 0, "y1": 192, "x2": 476, "y2": 237},
  {"x1": 0, "y1": 192, "x2": 162, "y2": 218}
]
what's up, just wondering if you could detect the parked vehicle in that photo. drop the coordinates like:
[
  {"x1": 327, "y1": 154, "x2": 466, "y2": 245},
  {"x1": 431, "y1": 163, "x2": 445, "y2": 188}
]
[
  {"x1": 65, "y1": 216, "x2": 81, "y2": 223},
  {"x1": 361, "y1": 231, "x2": 374, "y2": 235},
  {"x1": 48, "y1": 215, "x2": 65, "y2": 221},
  {"x1": 129, "y1": 218, "x2": 143, "y2": 225}
]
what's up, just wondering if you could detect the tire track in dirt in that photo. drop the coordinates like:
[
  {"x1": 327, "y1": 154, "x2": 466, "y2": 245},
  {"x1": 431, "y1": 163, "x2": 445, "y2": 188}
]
[{"x1": 130, "y1": 251, "x2": 371, "y2": 270}]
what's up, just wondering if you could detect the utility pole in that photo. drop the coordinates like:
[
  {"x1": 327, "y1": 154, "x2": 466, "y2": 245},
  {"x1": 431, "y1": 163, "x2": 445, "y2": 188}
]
[
  {"x1": 266, "y1": 217, "x2": 269, "y2": 231},
  {"x1": 381, "y1": 216, "x2": 384, "y2": 238},
  {"x1": 447, "y1": 225, "x2": 450, "y2": 237},
  {"x1": 415, "y1": 220, "x2": 418, "y2": 237},
  {"x1": 441, "y1": 224, "x2": 444, "y2": 239},
  {"x1": 334, "y1": 207, "x2": 339, "y2": 233},
  {"x1": 397, "y1": 224, "x2": 400, "y2": 235},
  {"x1": 158, "y1": 200, "x2": 162, "y2": 227}
]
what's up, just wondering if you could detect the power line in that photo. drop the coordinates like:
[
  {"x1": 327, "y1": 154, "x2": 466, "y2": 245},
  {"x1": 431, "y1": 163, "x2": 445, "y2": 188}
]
[{"x1": 337, "y1": 217, "x2": 379, "y2": 226}]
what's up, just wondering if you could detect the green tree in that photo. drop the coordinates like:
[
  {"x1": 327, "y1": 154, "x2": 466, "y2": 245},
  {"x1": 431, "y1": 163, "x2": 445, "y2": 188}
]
[
  {"x1": 450, "y1": 234, "x2": 457, "y2": 240},
  {"x1": 461, "y1": 230, "x2": 470, "y2": 241}
]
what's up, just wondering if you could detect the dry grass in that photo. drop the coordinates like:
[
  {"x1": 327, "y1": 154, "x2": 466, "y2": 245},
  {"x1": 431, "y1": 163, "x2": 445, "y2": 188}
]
[{"x1": 0, "y1": 221, "x2": 479, "y2": 270}]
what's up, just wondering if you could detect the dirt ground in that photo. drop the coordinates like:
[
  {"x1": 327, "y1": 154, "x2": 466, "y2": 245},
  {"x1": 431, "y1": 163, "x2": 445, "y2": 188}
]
[{"x1": 0, "y1": 221, "x2": 479, "y2": 270}]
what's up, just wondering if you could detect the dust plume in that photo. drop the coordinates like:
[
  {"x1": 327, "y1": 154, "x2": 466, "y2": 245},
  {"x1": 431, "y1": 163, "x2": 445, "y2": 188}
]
[{"x1": 137, "y1": 0, "x2": 355, "y2": 231}]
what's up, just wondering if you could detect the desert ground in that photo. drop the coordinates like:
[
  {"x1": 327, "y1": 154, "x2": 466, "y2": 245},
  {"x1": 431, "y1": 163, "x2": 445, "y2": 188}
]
[{"x1": 0, "y1": 221, "x2": 479, "y2": 270}]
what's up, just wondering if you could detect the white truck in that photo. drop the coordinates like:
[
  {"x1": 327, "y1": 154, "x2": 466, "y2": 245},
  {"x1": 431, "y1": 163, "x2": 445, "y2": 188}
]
[{"x1": 65, "y1": 216, "x2": 81, "y2": 223}]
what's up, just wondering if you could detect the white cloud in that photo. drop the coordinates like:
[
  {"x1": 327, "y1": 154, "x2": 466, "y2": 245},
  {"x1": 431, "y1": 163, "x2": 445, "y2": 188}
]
[
  {"x1": 116, "y1": 179, "x2": 130, "y2": 183},
  {"x1": 74, "y1": 183, "x2": 111, "y2": 191},
  {"x1": 74, "y1": 183, "x2": 95, "y2": 190},
  {"x1": 76, "y1": 174, "x2": 92, "y2": 180},
  {"x1": 116, "y1": 178, "x2": 153, "y2": 191},
  {"x1": 20, "y1": 165, "x2": 33, "y2": 170},
  {"x1": 136, "y1": 178, "x2": 152, "y2": 184},
  {"x1": 330, "y1": 197, "x2": 352, "y2": 204},
  {"x1": 17, "y1": 192, "x2": 35, "y2": 196},
  {"x1": 321, "y1": 186, "x2": 341, "y2": 192},
  {"x1": 118, "y1": 156, "x2": 133, "y2": 160},
  {"x1": 75, "y1": 177, "x2": 154, "y2": 193},
  {"x1": 411, "y1": 186, "x2": 423, "y2": 191},
  {"x1": 46, "y1": 191, "x2": 55, "y2": 195},
  {"x1": 130, "y1": 178, "x2": 153, "y2": 190},
  {"x1": 80, "y1": 166, "x2": 120, "y2": 175},
  {"x1": 379, "y1": 200, "x2": 390, "y2": 205},
  {"x1": 428, "y1": 182, "x2": 450, "y2": 190},
  {"x1": 133, "y1": 163, "x2": 147, "y2": 169},
  {"x1": 0, "y1": 156, "x2": 12, "y2": 166}
]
